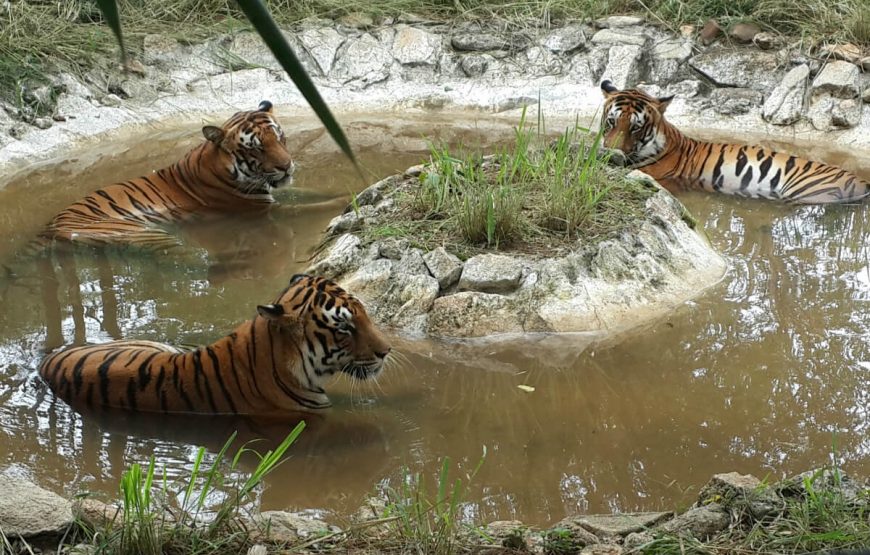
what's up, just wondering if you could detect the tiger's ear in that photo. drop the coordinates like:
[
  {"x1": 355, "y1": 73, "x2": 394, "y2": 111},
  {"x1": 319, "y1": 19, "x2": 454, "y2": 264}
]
[
  {"x1": 600, "y1": 80, "x2": 618, "y2": 97},
  {"x1": 258, "y1": 100, "x2": 274, "y2": 113},
  {"x1": 657, "y1": 95, "x2": 674, "y2": 113},
  {"x1": 202, "y1": 126, "x2": 225, "y2": 144},
  {"x1": 257, "y1": 304, "x2": 285, "y2": 320}
]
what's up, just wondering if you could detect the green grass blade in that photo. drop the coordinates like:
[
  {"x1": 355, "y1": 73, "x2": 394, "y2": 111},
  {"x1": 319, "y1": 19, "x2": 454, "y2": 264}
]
[
  {"x1": 93, "y1": 0, "x2": 127, "y2": 65},
  {"x1": 234, "y1": 0, "x2": 361, "y2": 176}
]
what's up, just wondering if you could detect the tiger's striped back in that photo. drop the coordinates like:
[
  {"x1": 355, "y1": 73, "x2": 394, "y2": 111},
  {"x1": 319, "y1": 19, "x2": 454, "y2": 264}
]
[
  {"x1": 38, "y1": 275, "x2": 391, "y2": 415},
  {"x1": 40, "y1": 100, "x2": 295, "y2": 249},
  {"x1": 599, "y1": 81, "x2": 870, "y2": 204}
]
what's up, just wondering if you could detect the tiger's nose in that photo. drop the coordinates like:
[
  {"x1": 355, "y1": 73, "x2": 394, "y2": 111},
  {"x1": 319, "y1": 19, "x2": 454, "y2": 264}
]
[
  {"x1": 275, "y1": 160, "x2": 294, "y2": 173},
  {"x1": 375, "y1": 347, "x2": 391, "y2": 360}
]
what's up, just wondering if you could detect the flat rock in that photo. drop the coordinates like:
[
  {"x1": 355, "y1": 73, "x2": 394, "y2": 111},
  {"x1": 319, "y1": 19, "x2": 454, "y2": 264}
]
[
  {"x1": 0, "y1": 475, "x2": 73, "y2": 538},
  {"x1": 541, "y1": 24, "x2": 589, "y2": 53},
  {"x1": 458, "y1": 254, "x2": 523, "y2": 293},
  {"x1": 657, "y1": 503, "x2": 729, "y2": 540},
  {"x1": 257, "y1": 511, "x2": 338, "y2": 544},
  {"x1": 452, "y1": 32, "x2": 519, "y2": 52},
  {"x1": 428, "y1": 291, "x2": 526, "y2": 336},
  {"x1": 762, "y1": 64, "x2": 809, "y2": 125},
  {"x1": 819, "y1": 43, "x2": 862, "y2": 64},
  {"x1": 480, "y1": 520, "x2": 529, "y2": 550},
  {"x1": 811, "y1": 60, "x2": 860, "y2": 98},
  {"x1": 547, "y1": 516, "x2": 601, "y2": 550},
  {"x1": 699, "y1": 472, "x2": 780, "y2": 518},
  {"x1": 595, "y1": 15, "x2": 644, "y2": 28},
  {"x1": 753, "y1": 32, "x2": 783, "y2": 50},
  {"x1": 581, "y1": 544, "x2": 623, "y2": 555},
  {"x1": 590, "y1": 28, "x2": 647, "y2": 47},
  {"x1": 392, "y1": 26, "x2": 441, "y2": 65},
  {"x1": 710, "y1": 88, "x2": 763, "y2": 115},
  {"x1": 575, "y1": 512, "x2": 672, "y2": 537},
  {"x1": 689, "y1": 46, "x2": 782, "y2": 90},
  {"x1": 307, "y1": 233, "x2": 362, "y2": 277},
  {"x1": 423, "y1": 247, "x2": 463, "y2": 289}
]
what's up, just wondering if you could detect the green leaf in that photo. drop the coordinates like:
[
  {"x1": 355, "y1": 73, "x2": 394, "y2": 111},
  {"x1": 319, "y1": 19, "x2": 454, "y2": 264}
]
[
  {"x1": 93, "y1": 0, "x2": 127, "y2": 66},
  {"x1": 234, "y1": 0, "x2": 361, "y2": 176}
]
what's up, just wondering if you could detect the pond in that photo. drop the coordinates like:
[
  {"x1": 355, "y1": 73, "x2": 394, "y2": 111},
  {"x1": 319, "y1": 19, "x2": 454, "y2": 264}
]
[{"x1": 0, "y1": 113, "x2": 868, "y2": 527}]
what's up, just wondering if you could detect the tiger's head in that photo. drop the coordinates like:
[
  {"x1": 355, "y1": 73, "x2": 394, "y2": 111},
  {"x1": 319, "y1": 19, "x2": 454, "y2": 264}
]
[
  {"x1": 256, "y1": 274, "x2": 391, "y2": 388},
  {"x1": 600, "y1": 80, "x2": 674, "y2": 168},
  {"x1": 202, "y1": 100, "x2": 295, "y2": 195}
]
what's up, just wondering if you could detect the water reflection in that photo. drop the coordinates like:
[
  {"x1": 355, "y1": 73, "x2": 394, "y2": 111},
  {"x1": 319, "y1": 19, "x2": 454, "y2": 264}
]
[{"x1": 0, "y1": 117, "x2": 868, "y2": 527}]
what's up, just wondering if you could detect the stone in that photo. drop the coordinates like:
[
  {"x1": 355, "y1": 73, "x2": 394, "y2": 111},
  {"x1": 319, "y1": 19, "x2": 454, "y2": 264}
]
[
  {"x1": 307, "y1": 233, "x2": 362, "y2": 278},
  {"x1": 623, "y1": 531, "x2": 655, "y2": 550},
  {"x1": 699, "y1": 19, "x2": 723, "y2": 45},
  {"x1": 393, "y1": 249, "x2": 429, "y2": 276},
  {"x1": 256, "y1": 511, "x2": 338, "y2": 543},
  {"x1": 326, "y1": 206, "x2": 375, "y2": 234},
  {"x1": 567, "y1": 47, "x2": 609, "y2": 86},
  {"x1": 811, "y1": 60, "x2": 860, "y2": 98},
  {"x1": 100, "y1": 93, "x2": 122, "y2": 107},
  {"x1": 8, "y1": 122, "x2": 27, "y2": 140},
  {"x1": 590, "y1": 28, "x2": 647, "y2": 47},
  {"x1": 458, "y1": 254, "x2": 523, "y2": 294},
  {"x1": 580, "y1": 545, "x2": 623, "y2": 555},
  {"x1": 600, "y1": 45, "x2": 643, "y2": 90},
  {"x1": 338, "y1": 12, "x2": 373, "y2": 29},
  {"x1": 480, "y1": 520, "x2": 529, "y2": 550},
  {"x1": 860, "y1": 56, "x2": 870, "y2": 71},
  {"x1": 689, "y1": 46, "x2": 783, "y2": 90},
  {"x1": 710, "y1": 88, "x2": 763, "y2": 115},
  {"x1": 863, "y1": 85, "x2": 870, "y2": 104},
  {"x1": 70, "y1": 544, "x2": 97, "y2": 555},
  {"x1": 142, "y1": 34, "x2": 181, "y2": 67},
  {"x1": 32, "y1": 117, "x2": 53, "y2": 130},
  {"x1": 460, "y1": 54, "x2": 490, "y2": 77},
  {"x1": 545, "y1": 517, "x2": 601, "y2": 552},
  {"x1": 573, "y1": 512, "x2": 672, "y2": 537},
  {"x1": 331, "y1": 33, "x2": 393, "y2": 87},
  {"x1": 831, "y1": 98, "x2": 862, "y2": 128},
  {"x1": 297, "y1": 27, "x2": 345, "y2": 75},
  {"x1": 423, "y1": 247, "x2": 463, "y2": 289},
  {"x1": 808, "y1": 94, "x2": 836, "y2": 130},
  {"x1": 698, "y1": 472, "x2": 781, "y2": 519},
  {"x1": 653, "y1": 39, "x2": 693, "y2": 61},
  {"x1": 541, "y1": 24, "x2": 589, "y2": 53},
  {"x1": 658, "y1": 503, "x2": 729, "y2": 540},
  {"x1": 728, "y1": 22, "x2": 761, "y2": 43},
  {"x1": 762, "y1": 64, "x2": 809, "y2": 125},
  {"x1": 679, "y1": 24, "x2": 695, "y2": 38},
  {"x1": 428, "y1": 292, "x2": 528, "y2": 336},
  {"x1": 247, "y1": 546, "x2": 268, "y2": 555},
  {"x1": 385, "y1": 274, "x2": 441, "y2": 329},
  {"x1": 54, "y1": 73, "x2": 92, "y2": 100},
  {"x1": 452, "y1": 32, "x2": 512, "y2": 52},
  {"x1": 753, "y1": 32, "x2": 783, "y2": 50},
  {"x1": 784, "y1": 468, "x2": 868, "y2": 507},
  {"x1": 73, "y1": 498, "x2": 123, "y2": 528},
  {"x1": 0, "y1": 475, "x2": 73, "y2": 538},
  {"x1": 819, "y1": 43, "x2": 862, "y2": 64},
  {"x1": 392, "y1": 26, "x2": 441, "y2": 65},
  {"x1": 595, "y1": 15, "x2": 644, "y2": 28}
]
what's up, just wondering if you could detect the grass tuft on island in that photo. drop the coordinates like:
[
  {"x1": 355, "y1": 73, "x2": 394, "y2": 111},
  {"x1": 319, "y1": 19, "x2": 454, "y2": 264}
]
[{"x1": 359, "y1": 109, "x2": 656, "y2": 260}]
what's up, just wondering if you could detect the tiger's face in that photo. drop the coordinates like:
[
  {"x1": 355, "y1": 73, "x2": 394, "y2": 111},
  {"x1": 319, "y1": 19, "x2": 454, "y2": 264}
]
[
  {"x1": 257, "y1": 274, "x2": 391, "y2": 387},
  {"x1": 599, "y1": 80, "x2": 673, "y2": 168},
  {"x1": 202, "y1": 100, "x2": 295, "y2": 194}
]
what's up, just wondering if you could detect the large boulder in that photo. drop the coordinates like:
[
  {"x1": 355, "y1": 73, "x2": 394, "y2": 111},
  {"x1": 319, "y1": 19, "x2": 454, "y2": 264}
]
[{"x1": 0, "y1": 475, "x2": 73, "y2": 539}]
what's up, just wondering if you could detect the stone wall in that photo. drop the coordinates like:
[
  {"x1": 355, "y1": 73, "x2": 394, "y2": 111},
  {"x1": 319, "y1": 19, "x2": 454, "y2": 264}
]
[{"x1": 1, "y1": 14, "x2": 868, "y2": 172}]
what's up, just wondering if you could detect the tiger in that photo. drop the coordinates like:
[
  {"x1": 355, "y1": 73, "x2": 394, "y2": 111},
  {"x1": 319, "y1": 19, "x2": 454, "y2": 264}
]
[
  {"x1": 599, "y1": 80, "x2": 870, "y2": 204},
  {"x1": 38, "y1": 274, "x2": 391, "y2": 415},
  {"x1": 39, "y1": 100, "x2": 295, "y2": 249}
]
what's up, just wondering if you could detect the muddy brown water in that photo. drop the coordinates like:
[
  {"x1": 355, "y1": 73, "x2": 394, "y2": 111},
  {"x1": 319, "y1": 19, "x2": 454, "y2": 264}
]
[{"x1": 0, "y1": 113, "x2": 868, "y2": 526}]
